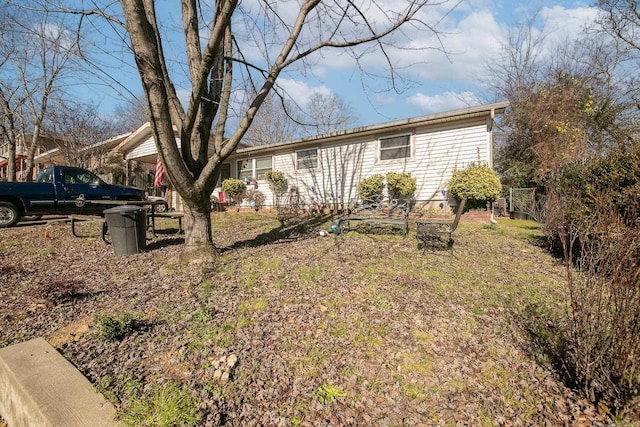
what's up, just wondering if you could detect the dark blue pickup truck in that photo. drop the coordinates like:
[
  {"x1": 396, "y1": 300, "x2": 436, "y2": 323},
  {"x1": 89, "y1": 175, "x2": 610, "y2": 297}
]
[{"x1": 0, "y1": 165, "x2": 147, "y2": 227}]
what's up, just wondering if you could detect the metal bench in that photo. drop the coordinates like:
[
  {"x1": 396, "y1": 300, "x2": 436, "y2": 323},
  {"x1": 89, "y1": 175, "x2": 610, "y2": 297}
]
[
  {"x1": 338, "y1": 196, "x2": 410, "y2": 238},
  {"x1": 415, "y1": 198, "x2": 467, "y2": 251}
]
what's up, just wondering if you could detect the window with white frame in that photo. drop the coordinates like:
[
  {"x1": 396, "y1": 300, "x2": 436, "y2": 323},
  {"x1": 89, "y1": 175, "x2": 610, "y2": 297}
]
[
  {"x1": 255, "y1": 156, "x2": 272, "y2": 180},
  {"x1": 379, "y1": 134, "x2": 411, "y2": 161},
  {"x1": 296, "y1": 148, "x2": 319, "y2": 170},
  {"x1": 237, "y1": 159, "x2": 252, "y2": 181},
  {"x1": 236, "y1": 156, "x2": 272, "y2": 180}
]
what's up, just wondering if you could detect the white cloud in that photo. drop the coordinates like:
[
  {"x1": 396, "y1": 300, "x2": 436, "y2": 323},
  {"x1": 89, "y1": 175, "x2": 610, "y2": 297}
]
[
  {"x1": 375, "y1": 93, "x2": 396, "y2": 106},
  {"x1": 329, "y1": 7, "x2": 506, "y2": 86},
  {"x1": 277, "y1": 78, "x2": 332, "y2": 107},
  {"x1": 407, "y1": 91, "x2": 481, "y2": 113},
  {"x1": 540, "y1": 5, "x2": 599, "y2": 44}
]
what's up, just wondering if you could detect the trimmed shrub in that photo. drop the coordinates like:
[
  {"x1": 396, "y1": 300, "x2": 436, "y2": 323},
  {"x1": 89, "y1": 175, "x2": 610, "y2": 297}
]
[
  {"x1": 358, "y1": 174, "x2": 384, "y2": 199},
  {"x1": 447, "y1": 163, "x2": 501, "y2": 204},
  {"x1": 265, "y1": 171, "x2": 287, "y2": 194},
  {"x1": 265, "y1": 171, "x2": 287, "y2": 208},
  {"x1": 221, "y1": 179, "x2": 247, "y2": 204},
  {"x1": 386, "y1": 172, "x2": 416, "y2": 199}
]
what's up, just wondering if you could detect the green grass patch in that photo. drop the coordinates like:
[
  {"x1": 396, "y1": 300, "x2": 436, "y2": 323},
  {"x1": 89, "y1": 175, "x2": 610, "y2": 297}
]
[
  {"x1": 314, "y1": 381, "x2": 346, "y2": 404},
  {"x1": 238, "y1": 298, "x2": 267, "y2": 313},
  {"x1": 119, "y1": 382, "x2": 201, "y2": 426}
]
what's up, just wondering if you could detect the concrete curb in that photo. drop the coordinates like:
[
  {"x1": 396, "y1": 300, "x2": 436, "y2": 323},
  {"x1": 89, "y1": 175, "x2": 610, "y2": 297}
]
[{"x1": 0, "y1": 338, "x2": 120, "y2": 426}]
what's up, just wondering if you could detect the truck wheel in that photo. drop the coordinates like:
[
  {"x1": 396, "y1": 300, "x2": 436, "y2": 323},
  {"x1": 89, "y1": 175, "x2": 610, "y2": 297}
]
[
  {"x1": 154, "y1": 202, "x2": 168, "y2": 213},
  {"x1": 0, "y1": 202, "x2": 20, "y2": 227}
]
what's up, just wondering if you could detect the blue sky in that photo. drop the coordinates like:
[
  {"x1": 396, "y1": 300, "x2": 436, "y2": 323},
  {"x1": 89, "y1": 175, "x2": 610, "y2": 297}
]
[{"x1": 84, "y1": 0, "x2": 600, "y2": 129}]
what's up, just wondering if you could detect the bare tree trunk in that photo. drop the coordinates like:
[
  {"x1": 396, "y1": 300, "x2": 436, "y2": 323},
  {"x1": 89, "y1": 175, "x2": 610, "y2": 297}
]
[
  {"x1": 180, "y1": 200, "x2": 218, "y2": 263},
  {"x1": 7, "y1": 135, "x2": 16, "y2": 181},
  {"x1": 23, "y1": 124, "x2": 41, "y2": 182},
  {"x1": 0, "y1": 88, "x2": 17, "y2": 181}
]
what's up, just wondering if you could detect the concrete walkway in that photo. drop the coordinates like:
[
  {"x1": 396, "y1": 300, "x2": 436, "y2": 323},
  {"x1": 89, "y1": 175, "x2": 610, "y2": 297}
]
[{"x1": 0, "y1": 338, "x2": 120, "y2": 426}]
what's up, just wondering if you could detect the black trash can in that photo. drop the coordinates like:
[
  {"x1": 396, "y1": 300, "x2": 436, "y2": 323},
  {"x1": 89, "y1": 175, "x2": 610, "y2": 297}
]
[{"x1": 103, "y1": 205, "x2": 147, "y2": 255}]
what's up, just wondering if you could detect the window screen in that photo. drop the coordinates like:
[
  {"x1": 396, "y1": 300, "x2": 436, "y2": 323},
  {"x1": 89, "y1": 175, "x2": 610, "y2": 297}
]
[
  {"x1": 379, "y1": 135, "x2": 411, "y2": 161},
  {"x1": 296, "y1": 148, "x2": 318, "y2": 170}
]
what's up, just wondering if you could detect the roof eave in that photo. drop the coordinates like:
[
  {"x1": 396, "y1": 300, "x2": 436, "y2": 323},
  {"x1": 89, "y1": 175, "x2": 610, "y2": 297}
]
[{"x1": 235, "y1": 101, "x2": 509, "y2": 154}]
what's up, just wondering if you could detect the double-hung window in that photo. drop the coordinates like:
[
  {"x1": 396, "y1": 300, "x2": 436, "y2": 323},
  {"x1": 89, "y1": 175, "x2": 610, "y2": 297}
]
[
  {"x1": 379, "y1": 134, "x2": 411, "y2": 162},
  {"x1": 255, "y1": 156, "x2": 272, "y2": 180},
  {"x1": 296, "y1": 148, "x2": 319, "y2": 170},
  {"x1": 236, "y1": 156, "x2": 272, "y2": 180},
  {"x1": 237, "y1": 159, "x2": 253, "y2": 181}
]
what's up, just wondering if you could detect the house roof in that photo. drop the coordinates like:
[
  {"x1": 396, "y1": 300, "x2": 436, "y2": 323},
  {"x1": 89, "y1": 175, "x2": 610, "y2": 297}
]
[
  {"x1": 112, "y1": 101, "x2": 509, "y2": 162},
  {"x1": 234, "y1": 101, "x2": 509, "y2": 155},
  {"x1": 34, "y1": 132, "x2": 133, "y2": 163}
]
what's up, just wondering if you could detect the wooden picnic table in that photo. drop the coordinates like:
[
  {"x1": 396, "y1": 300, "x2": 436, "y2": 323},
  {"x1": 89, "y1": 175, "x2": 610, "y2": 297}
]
[{"x1": 69, "y1": 200, "x2": 182, "y2": 238}]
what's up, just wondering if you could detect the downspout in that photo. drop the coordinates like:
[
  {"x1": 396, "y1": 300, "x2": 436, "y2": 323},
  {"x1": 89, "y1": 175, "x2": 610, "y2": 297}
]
[{"x1": 487, "y1": 108, "x2": 495, "y2": 168}]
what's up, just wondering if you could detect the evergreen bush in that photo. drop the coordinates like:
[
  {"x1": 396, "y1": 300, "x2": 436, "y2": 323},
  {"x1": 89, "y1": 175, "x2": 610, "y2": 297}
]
[
  {"x1": 221, "y1": 178, "x2": 247, "y2": 204},
  {"x1": 447, "y1": 163, "x2": 501, "y2": 204},
  {"x1": 357, "y1": 174, "x2": 384, "y2": 199},
  {"x1": 264, "y1": 171, "x2": 287, "y2": 194},
  {"x1": 386, "y1": 172, "x2": 416, "y2": 199},
  {"x1": 265, "y1": 171, "x2": 287, "y2": 208}
]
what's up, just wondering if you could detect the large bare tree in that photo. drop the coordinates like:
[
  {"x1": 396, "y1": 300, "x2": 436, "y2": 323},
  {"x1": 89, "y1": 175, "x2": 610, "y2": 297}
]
[
  {"x1": 65, "y1": 0, "x2": 458, "y2": 262},
  {"x1": 242, "y1": 91, "x2": 302, "y2": 146}
]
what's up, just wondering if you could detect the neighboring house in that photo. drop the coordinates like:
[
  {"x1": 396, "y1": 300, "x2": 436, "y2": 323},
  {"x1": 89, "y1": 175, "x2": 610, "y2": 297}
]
[
  {"x1": 0, "y1": 134, "x2": 67, "y2": 180},
  {"x1": 0, "y1": 132, "x2": 132, "y2": 180},
  {"x1": 34, "y1": 132, "x2": 133, "y2": 172},
  {"x1": 113, "y1": 101, "x2": 508, "y2": 211}
]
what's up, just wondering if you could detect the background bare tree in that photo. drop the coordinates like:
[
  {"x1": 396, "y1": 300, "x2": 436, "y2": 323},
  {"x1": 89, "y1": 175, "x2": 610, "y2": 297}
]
[
  {"x1": 242, "y1": 92, "x2": 302, "y2": 146},
  {"x1": 596, "y1": 0, "x2": 640, "y2": 112},
  {"x1": 302, "y1": 92, "x2": 356, "y2": 137},
  {"x1": 0, "y1": 4, "x2": 84, "y2": 181},
  {"x1": 112, "y1": 95, "x2": 150, "y2": 134},
  {"x1": 598, "y1": 0, "x2": 640, "y2": 53},
  {"x1": 244, "y1": 91, "x2": 356, "y2": 145},
  {"x1": 0, "y1": 4, "x2": 23, "y2": 181},
  {"x1": 44, "y1": 100, "x2": 118, "y2": 168},
  {"x1": 490, "y1": 12, "x2": 640, "y2": 188}
]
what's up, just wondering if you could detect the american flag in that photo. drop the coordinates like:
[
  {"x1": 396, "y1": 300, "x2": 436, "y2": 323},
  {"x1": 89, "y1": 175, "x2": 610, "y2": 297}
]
[{"x1": 153, "y1": 157, "x2": 165, "y2": 188}]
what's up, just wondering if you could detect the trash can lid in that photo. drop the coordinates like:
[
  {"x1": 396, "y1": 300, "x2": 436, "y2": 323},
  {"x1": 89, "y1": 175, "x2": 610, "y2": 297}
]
[{"x1": 103, "y1": 205, "x2": 145, "y2": 214}]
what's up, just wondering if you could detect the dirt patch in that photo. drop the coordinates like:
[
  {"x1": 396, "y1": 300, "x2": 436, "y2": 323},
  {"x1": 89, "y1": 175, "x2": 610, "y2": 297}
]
[{"x1": 47, "y1": 315, "x2": 93, "y2": 348}]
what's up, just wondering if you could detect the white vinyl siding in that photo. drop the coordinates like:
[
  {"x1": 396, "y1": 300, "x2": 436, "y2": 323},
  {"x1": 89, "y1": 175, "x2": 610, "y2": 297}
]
[
  {"x1": 125, "y1": 136, "x2": 157, "y2": 161},
  {"x1": 411, "y1": 120, "x2": 489, "y2": 202},
  {"x1": 226, "y1": 115, "x2": 494, "y2": 208}
]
